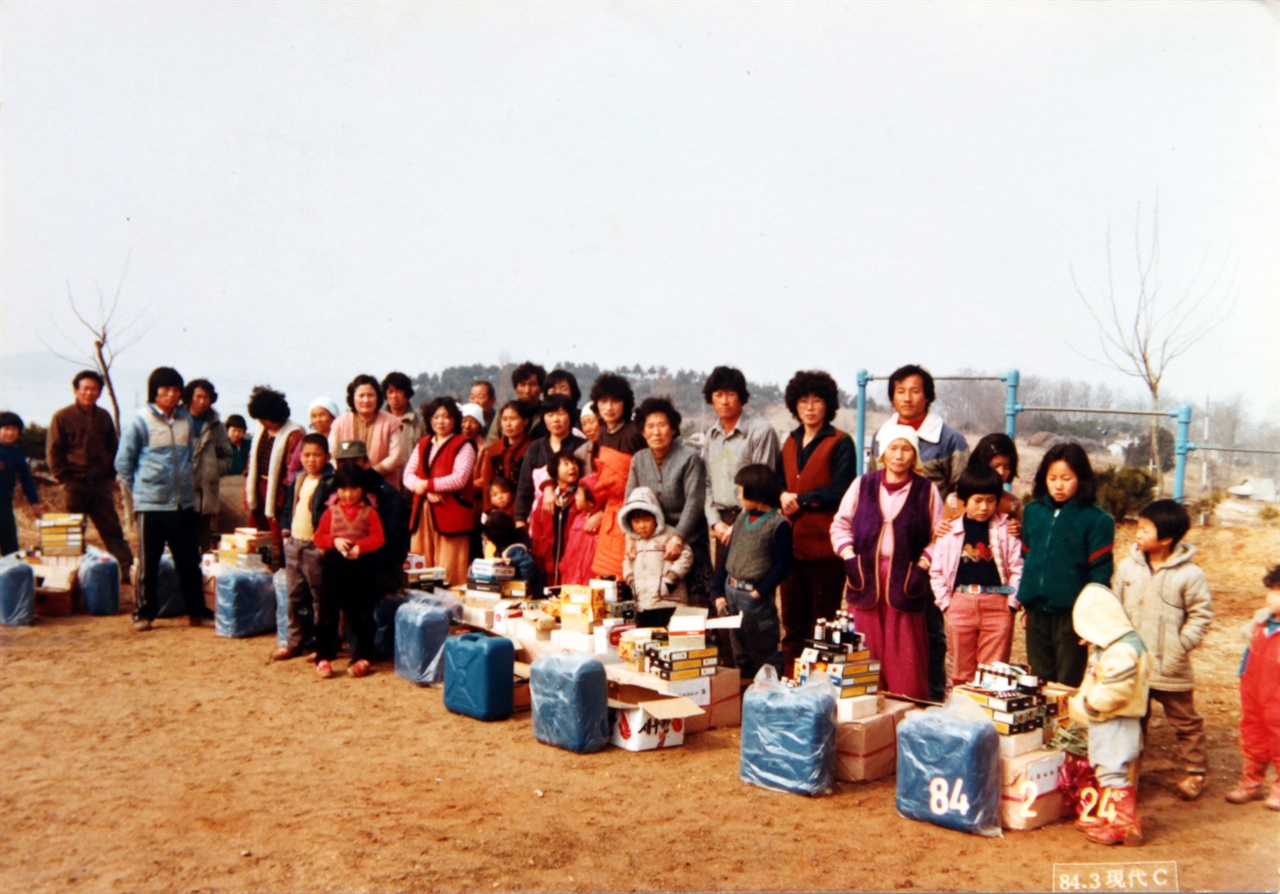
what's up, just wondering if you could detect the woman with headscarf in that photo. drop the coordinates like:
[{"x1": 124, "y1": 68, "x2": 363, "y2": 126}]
[{"x1": 830, "y1": 425, "x2": 943, "y2": 701}]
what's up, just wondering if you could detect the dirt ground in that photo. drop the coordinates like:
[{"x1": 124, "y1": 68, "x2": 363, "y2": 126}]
[{"x1": 2, "y1": 492, "x2": 1278, "y2": 893}]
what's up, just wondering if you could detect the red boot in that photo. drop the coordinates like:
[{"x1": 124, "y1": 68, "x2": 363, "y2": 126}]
[
  {"x1": 1086, "y1": 786, "x2": 1144, "y2": 846},
  {"x1": 1224, "y1": 758, "x2": 1267, "y2": 804},
  {"x1": 1266, "y1": 780, "x2": 1280, "y2": 812}
]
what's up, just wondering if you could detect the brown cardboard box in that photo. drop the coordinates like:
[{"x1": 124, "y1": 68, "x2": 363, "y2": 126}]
[
  {"x1": 999, "y1": 747, "x2": 1067, "y2": 830},
  {"x1": 682, "y1": 667, "x2": 740, "y2": 732},
  {"x1": 835, "y1": 698, "x2": 919, "y2": 782}
]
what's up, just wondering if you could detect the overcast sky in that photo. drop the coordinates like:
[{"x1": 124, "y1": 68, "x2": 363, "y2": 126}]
[{"x1": 2, "y1": 1, "x2": 1277, "y2": 427}]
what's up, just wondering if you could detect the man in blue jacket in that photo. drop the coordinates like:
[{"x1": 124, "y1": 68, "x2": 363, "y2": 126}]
[{"x1": 115, "y1": 367, "x2": 207, "y2": 631}]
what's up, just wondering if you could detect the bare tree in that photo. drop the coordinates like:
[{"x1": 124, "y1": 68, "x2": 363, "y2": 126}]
[
  {"x1": 40, "y1": 258, "x2": 150, "y2": 435},
  {"x1": 1072, "y1": 204, "x2": 1235, "y2": 492}
]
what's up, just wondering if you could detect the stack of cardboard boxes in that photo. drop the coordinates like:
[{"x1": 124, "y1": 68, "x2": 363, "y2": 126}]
[
  {"x1": 214, "y1": 528, "x2": 275, "y2": 569},
  {"x1": 26, "y1": 513, "x2": 87, "y2": 615},
  {"x1": 956, "y1": 662, "x2": 1074, "y2": 830},
  {"x1": 37, "y1": 513, "x2": 86, "y2": 556}
]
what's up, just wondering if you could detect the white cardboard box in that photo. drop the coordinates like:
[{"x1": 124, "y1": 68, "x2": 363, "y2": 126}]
[{"x1": 608, "y1": 684, "x2": 704, "y2": 751}]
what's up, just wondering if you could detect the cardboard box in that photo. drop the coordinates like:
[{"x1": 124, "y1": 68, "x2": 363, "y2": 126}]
[
  {"x1": 461, "y1": 605, "x2": 495, "y2": 629},
  {"x1": 999, "y1": 728, "x2": 1046, "y2": 759},
  {"x1": 837, "y1": 693, "x2": 882, "y2": 723},
  {"x1": 561, "y1": 614, "x2": 597, "y2": 635},
  {"x1": 680, "y1": 667, "x2": 741, "y2": 732},
  {"x1": 550, "y1": 628, "x2": 596, "y2": 653},
  {"x1": 606, "y1": 664, "x2": 741, "y2": 732},
  {"x1": 835, "y1": 698, "x2": 918, "y2": 782},
  {"x1": 1000, "y1": 747, "x2": 1067, "y2": 830},
  {"x1": 513, "y1": 662, "x2": 532, "y2": 712},
  {"x1": 607, "y1": 683, "x2": 705, "y2": 751}
]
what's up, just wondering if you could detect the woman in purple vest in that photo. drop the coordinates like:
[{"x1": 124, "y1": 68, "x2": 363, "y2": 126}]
[{"x1": 829, "y1": 424, "x2": 943, "y2": 700}]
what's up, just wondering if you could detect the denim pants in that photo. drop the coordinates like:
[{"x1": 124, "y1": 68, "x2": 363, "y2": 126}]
[{"x1": 725, "y1": 580, "x2": 783, "y2": 683}]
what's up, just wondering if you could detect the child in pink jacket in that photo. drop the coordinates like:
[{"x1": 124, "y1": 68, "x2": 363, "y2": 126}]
[{"x1": 930, "y1": 465, "x2": 1024, "y2": 689}]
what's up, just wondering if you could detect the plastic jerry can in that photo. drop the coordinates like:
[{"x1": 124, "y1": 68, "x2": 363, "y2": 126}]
[
  {"x1": 444, "y1": 633, "x2": 515, "y2": 721},
  {"x1": 739, "y1": 672, "x2": 837, "y2": 796},
  {"x1": 215, "y1": 567, "x2": 276, "y2": 638},
  {"x1": 530, "y1": 652, "x2": 610, "y2": 754},
  {"x1": 393, "y1": 601, "x2": 450, "y2": 686},
  {"x1": 0, "y1": 559, "x2": 36, "y2": 626},
  {"x1": 78, "y1": 550, "x2": 120, "y2": 616}
]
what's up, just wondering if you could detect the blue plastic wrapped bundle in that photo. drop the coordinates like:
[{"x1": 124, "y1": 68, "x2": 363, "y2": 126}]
[
  {"x1": 154, "y1": 552, "x2": 186, "y2": 618},
  {"x1": 896, "y1": 694, "x2": 1002, "y2": 837},
  {"x1": 372, "y1": 596, "x2": 411, "y2": 659},
  {"x1": 530, "y1": 652, "x2": 610, "y2": 754},
  {"x1": 445, "y1": 633, "x2": 515, "y2": 721},
  {"x1": 77, "y1": 547, "x2": 120, "y2": 616},
  {"x1": 0, "y1": 558, "x2": 36, "y2": 626},
  {"x1": 740, "y1": 666, "x2": 837, "y2": 796},
  {"x1": 215, "y1": 567, "x2": 277, "y2": 638},
  {"x1": 393, "y1": 601, "x2": 450, "y2": 686},
  {"x1": 405, "y1": 588, "x2": 463, "y2": 623},
  {"x1": 274, "y1": 569, "x2": 290, "y2": 646}
]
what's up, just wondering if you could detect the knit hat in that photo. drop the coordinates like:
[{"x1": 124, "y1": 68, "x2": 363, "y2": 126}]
[
  {"x1": 0, "y1": 411, "x2": 22, "y2": 430},
  {"x1": 617, "y1": 486, "x2": 665, "y2": 537},
  {"x1": 878, "y1": 424, "x2": 924, "y2": 472},
  {"x1": 459, "y1": 403, "x2": 485, "y2": 426},
  {"x1": 310, "y1": 397, "x2": 340, "y2": 420},
  {"x1": 334, "y1": 439, "x2": 368, "y2": 460}
]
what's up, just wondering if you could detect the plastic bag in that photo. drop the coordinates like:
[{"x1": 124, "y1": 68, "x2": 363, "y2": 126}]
[
  {"x1": 154, "y1": 551, "x2": 186, "y2": 618},
  {"x1": 273, "y1": 569, "x2": 290, "y2": 646},
  {"x1": 740, "y1": 665, "x2": 837, "y2": 796},
  {"x1": 0, "y1": 558, "x2": 35, "y2": 626},
  {"x1": 896, "y1": 693, "x2": 1002, "y2": 837},
  {"x1": 77, "y1": 547, "x2": 120, "y2": 616},
  {"x1": 530, "y1": 652, "x2": 609, "y2": 754},
  {"x1": 215, "y1": 567, "x2": 276, "y2": 638},
  {"x1": 393, "y1": 601, "x2": 450, "y2": 686},
  {"x1": 405, "y1": 588, "x2": 464, "y2": 623}
]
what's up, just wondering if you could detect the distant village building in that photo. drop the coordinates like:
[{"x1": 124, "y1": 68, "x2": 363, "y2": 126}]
[{"x1": 1228, "y1": 478, "x2": 1277, "y2": 503}]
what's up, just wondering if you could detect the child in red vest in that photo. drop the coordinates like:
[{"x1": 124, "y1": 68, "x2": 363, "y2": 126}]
[
  {"x1": 1225, "y1": 564, "x2": 1280, "y2": 810},
  {"x1": 314, "y1": 463, "x2": 385, "y2": 679}
]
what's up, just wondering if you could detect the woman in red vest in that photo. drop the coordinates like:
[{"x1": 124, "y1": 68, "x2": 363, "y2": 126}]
[
  {"x1": 778, "y1": 370, "x2": 856, "y2": 674},
  {"x1": 403, "y1": 396, "x2": 477, "y2": 586}
]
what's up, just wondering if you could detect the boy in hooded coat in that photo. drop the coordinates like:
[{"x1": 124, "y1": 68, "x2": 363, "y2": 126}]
[{"x1": 1069, "y1": 583, "x2": 1152, "y2": 846}]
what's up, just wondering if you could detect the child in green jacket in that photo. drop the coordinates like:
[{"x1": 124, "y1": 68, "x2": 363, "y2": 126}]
[{"x1": 1019, "y1": 443, "x2": 1115, "y2": 687}]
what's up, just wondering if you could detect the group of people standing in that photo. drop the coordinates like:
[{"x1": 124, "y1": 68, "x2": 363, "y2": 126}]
[{"x1": 12, "y1": 360, "x2": 1107, "y2": 701}]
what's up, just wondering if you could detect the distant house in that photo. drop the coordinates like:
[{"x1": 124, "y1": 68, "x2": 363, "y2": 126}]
[{"x1": 1228, "y1": 478, "x2": 1278, "y2": 503}]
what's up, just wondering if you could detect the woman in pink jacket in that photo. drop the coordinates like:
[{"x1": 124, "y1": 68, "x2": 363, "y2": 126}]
[
  {"x1": 929, "y1": 465, "x2": 1024, "y2": 689},
  {"x1": 328, "y1": 374, "x2": 403, "y2": 490}
]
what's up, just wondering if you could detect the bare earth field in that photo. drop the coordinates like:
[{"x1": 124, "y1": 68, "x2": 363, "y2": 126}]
[{"x1": 2, "y1": 502, "x2": 1278, "y2": 893}]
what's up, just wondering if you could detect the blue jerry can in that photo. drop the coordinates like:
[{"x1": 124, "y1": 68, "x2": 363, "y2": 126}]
[
  {"x1": 444, "y1": 633, "x2": 515, "y2": 721},
  {"x1": 530, "y1": 652, "x2": 609, "y2": 754}
]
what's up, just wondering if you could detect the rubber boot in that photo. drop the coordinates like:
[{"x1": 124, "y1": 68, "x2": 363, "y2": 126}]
[
  {"x1": 1266, "y1": 779, "x2": 1280, "y2": 812},
  {"x1": 1224, "y1": 758, "x2": 1267, "y2": 804},
  {"x1": 1086, "y1": 786, "x2": 1144, "y2": 846}
]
